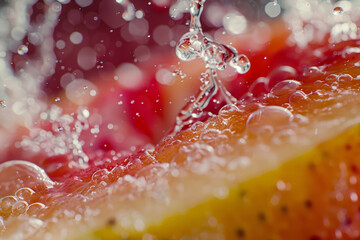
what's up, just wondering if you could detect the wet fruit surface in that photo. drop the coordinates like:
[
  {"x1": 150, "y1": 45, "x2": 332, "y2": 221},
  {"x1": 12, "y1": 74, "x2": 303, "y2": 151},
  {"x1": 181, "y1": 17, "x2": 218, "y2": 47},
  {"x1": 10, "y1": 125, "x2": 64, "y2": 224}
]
[{"x1": 2, "y1": 0, "x2": 360, "y2": 240}]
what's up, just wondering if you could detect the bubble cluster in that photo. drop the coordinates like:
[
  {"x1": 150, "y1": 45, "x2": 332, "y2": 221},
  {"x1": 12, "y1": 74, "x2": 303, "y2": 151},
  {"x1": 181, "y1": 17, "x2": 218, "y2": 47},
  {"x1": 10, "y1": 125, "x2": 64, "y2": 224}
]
[
  {"x1": 0, "y1": 161, "x2": 55, "y2": 199},
  {"x1": 0, "y1": 185, "x2": 47, "y2": 221},
  {"x1": 19, "y1": 106, "x2": 90, "y2": 166}
]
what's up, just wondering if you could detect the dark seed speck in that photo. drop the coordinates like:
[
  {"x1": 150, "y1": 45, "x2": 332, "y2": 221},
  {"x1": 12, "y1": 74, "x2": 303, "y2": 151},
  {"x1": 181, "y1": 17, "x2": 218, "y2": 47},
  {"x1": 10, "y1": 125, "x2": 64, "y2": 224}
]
[
  {"x1": 107, "y1": 217, "x2": 116, "y2": 226},
  {"x1": 236, "y1": 228, "x2": 246, "y2": 238}
]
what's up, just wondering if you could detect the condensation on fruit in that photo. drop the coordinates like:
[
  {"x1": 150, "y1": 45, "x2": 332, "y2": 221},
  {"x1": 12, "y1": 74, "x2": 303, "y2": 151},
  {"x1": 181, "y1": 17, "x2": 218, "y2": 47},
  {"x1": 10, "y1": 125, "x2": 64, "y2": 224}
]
[
  {"x1": 0, "y1": 161, "x2": 54, "y2": 198},
  {"x1": 270, "y1": 80, "x2": 301, "y2": 97},
  {"x1": 246, "y1": 106, "x2": 294, "y2": 137}
]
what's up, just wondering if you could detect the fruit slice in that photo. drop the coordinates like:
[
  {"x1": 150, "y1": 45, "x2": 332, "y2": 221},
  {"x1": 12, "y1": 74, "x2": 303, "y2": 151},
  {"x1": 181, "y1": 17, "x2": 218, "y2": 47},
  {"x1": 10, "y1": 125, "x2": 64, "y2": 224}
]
[{"x1": 3, "y1": 2, "x2": 360, "y2": 240}]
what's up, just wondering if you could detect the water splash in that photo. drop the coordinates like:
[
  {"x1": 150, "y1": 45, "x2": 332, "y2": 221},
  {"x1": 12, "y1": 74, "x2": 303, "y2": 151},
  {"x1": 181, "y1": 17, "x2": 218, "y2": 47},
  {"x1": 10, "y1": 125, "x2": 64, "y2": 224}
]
[
  {"x1": 173, "y1": 0, "x2": 250, "y2": 133},
  {"x1": 115, "y1": 0, "x2": 136, "y2": 21}
]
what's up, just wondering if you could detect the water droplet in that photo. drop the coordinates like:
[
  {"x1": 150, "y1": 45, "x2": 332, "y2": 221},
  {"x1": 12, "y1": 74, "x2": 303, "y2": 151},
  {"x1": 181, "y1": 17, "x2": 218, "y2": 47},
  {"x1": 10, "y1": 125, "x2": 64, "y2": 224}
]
[
  {"x1": 17, "y1": 45, "x2": 29, "y2": 55},
  {"x1": 26, "y1": 202, "x2": 46, "y2": 217},
  {"x1": 57, "y1": 127, "x2": 63, "y2": 132},
  {"x1": 15, "y1": 187, "x2": 35, "y2": 201},
  {"x1": 55, "y1": 97, "x2": 61, "y2": 102},
  {"x1": 331, "y1": 81, "x2": 339, "y2": 90},
  {"x1": 116, "y1": 0, "x2": 135, "y2": 21},
  {"x1": 11, "y1": 200, "x2": 28, "y2": 216},
  {"x1": 230, "y1": 54, "x2": 250, "y2": 74},
  {"x1": 333, "y1": 6, "x2": 344, "y2": 15},
  {"x1": 176, "y1": 31, "x2": 202, "y2": 61},
  {"x1": 270, "y1": 80, "x2": 301, "y2": 96},
  {"x1": 203, "y1": 42, "x2": 226, "y2": 70},
  {"x1": 0, "y1": 161, "x2": 55, "y2": 198},
  {"x1": 246, "y1": 106, "x2": 294, "y2": 136},
  {"x1": 0, "y1": 196, "x2": 17, "y2": 214},
  {"x1": 218, "y1": 104, "x2": 240, "y2": 118},
  {"x1": 338, "y1": 74, "x2": 352, "y2": 82},
  {"x1": 0, "y1": 100, "x2": 6, "y2": 109},
  {"x1": 325, "y1": 74, "x2": 338, "y2": 83},
  {"x1": 289, "y1": 90, "x2": 309, "y2": 106}
]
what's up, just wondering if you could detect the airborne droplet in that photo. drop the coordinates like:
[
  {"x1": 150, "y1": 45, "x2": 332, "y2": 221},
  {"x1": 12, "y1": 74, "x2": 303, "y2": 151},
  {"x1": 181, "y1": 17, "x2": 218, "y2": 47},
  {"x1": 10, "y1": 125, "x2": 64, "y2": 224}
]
[
  {"x1": 17, "y1": 45, "x2": 28, "y2": 55},
  {"x1": 333, "y1": 6, "x2": 344, "y2": 15},
  {"x1": 230, "y1": 54, "x2": 250, "y2": 74},
  {"x1": 0, "y1": 100, "x2": 6, "y2": 109},
  {"x1": 176, "y1": 31, "x2": 202, "y2": 61}
]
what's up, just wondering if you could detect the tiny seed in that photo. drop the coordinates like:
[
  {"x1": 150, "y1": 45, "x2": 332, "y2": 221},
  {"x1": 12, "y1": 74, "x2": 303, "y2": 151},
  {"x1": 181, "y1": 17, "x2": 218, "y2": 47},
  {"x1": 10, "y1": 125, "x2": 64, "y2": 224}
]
[
  {"x1": 280, "y1": 205, "x2": 288, "y2": 213},
  {"x1": 236, "y1": 228, "x2": 245, "y2": 238},
  {"x1": 107, "y1": 217, "x2": 116, "y2": 226},
  {"x1": 304, "y1": 200, "x2": 313, "y2": 208},
  {"x1": 257, "y1": 212, "x2": 266, "y2": 222}
]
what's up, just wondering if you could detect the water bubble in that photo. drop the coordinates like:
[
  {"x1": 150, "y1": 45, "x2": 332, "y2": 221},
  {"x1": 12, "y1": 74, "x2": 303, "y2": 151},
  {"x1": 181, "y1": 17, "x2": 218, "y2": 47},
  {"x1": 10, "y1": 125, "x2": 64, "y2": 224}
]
[
  {"x1": 325, "y1": 74, "x2": 338, "y2": 83},
  {"x1": 246, "y1": 106, "x2": 294, "y2": 136},
  {"x1": 218, "y1": 104, "x2": 239, "y2": 119},
  {"x1": 331, "y1": 81, "x2": 339, "y2": 90},
  {"x1": 26, "y1": 203, "x2": 46, "y2": 217},
  {"x1": 55, "y1": 97, "x2": 61, "y2": 102},
  {"x1": 289, "y1": 90, "x2": 309, "y2": 106},
  {"x1": 333, "y1": 6, "x2": 344, "y2": 15},
  {"x1": 0, "y1": 161, "x2": 55, "y2": 198},
  {"x1": 229, "y1": 54, "x2": 250, "y2": 74},
  {"x1": 11, "y1": 201, "x2": 28, "y2": 216},
  {"x1": 338, "y1": 74, "x2": 352, "y2": 82},
  {"x1": 15, "y1": 188, "x2": 35, "y2": 201},
  {"x1": 0, "y1": 196, "x2": 17, "y2": 214},
  {"x1": 17, "y1": 45, "x2": 28, "y2": 55},
  {"x1": 268, "y1": 66, "x2": 296, "y2": 88},
  {"x1": 270, "y1": 80, "x2": 301, "y2": 96}
]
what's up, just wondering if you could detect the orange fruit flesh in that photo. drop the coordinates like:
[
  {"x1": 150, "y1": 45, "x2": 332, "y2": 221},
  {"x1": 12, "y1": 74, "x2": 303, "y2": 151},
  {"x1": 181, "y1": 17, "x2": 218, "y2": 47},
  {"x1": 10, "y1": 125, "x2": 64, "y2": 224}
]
[{"x1": 3, "y1": 16, "x2": 360, "y2": 240}]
